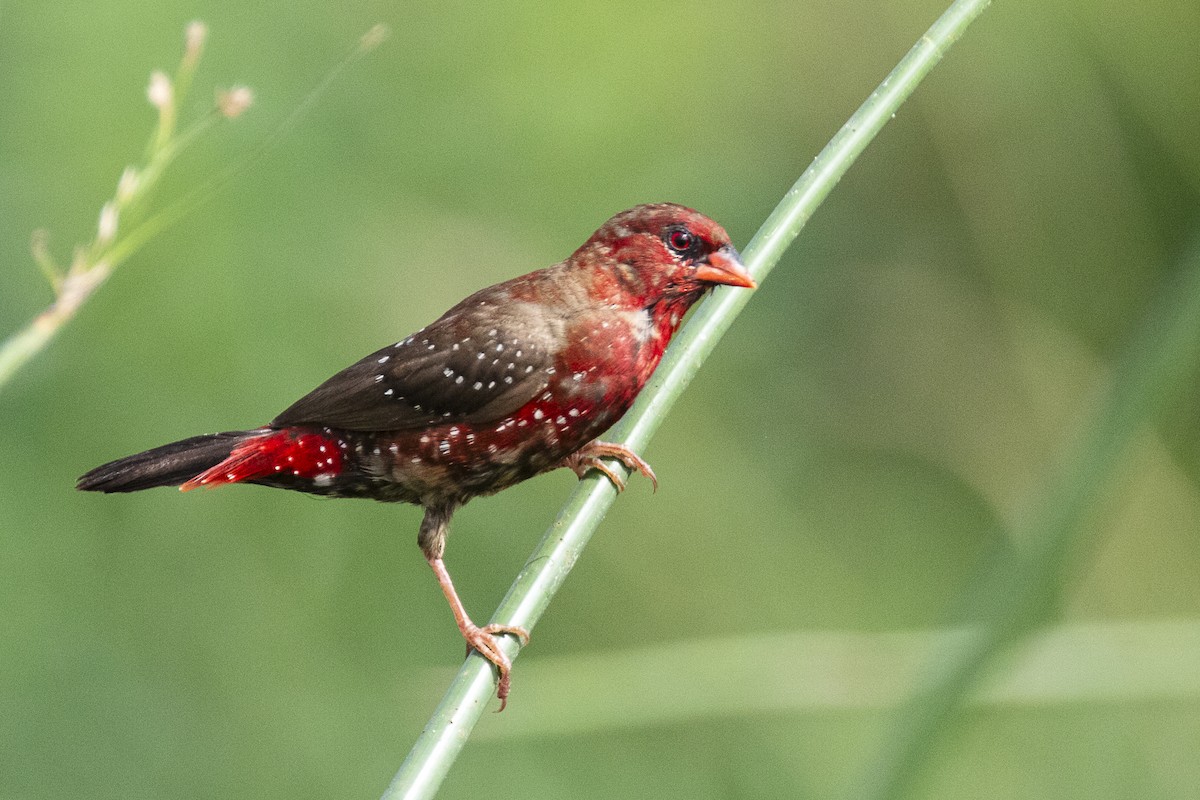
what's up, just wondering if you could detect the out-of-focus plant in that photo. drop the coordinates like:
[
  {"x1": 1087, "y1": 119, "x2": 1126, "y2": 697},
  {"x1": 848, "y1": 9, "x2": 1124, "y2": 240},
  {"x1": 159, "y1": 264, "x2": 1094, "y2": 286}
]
[{"x1": 0, "y1": 21, "x2": 254, "y2": 392}]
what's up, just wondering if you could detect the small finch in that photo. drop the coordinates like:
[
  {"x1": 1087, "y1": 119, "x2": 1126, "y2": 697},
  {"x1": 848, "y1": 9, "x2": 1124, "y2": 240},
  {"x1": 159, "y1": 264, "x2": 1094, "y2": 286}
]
[{"x1": 78, "y1": 203, "x2": 756, "y2": 707}]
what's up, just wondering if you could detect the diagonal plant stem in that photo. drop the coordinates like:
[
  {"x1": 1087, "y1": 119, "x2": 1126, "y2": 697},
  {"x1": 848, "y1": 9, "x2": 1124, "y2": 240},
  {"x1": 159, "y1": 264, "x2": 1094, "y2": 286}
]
[{"x1": 382, "y1": 1, "x2": 993, "y2": 797}]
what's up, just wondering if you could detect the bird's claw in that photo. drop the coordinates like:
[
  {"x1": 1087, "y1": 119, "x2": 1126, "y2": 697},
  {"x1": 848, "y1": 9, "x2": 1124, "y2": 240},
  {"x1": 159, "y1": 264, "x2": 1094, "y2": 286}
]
[
  {"x1": 461, "y1": 622, "x2": 530, "y2": 712},
  {"x1": 559, "y1": 441, "x2": 658, "y2": 493},
  {"x1": 482, "y1": 623, "x2": 531, "y2": 646}
]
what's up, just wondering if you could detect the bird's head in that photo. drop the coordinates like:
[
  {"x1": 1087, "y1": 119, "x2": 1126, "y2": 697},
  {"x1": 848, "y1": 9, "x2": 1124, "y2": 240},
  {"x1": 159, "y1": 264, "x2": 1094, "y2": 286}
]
[{"x1": 571, "y1": 203, "x2": 756, "y2": 310}]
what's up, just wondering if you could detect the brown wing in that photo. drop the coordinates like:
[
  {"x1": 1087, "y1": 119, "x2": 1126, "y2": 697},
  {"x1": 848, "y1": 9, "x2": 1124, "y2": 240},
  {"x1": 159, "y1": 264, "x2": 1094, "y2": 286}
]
[{"x1": 271, "y1": 293, "x2": 559, "y2": 432}]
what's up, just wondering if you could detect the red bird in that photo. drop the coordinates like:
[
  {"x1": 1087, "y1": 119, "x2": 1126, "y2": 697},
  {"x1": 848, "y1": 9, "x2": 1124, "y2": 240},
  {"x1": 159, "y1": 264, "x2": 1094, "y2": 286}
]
[{"x1": 78, "y1": 203, "x2": 756, "y2": 707}]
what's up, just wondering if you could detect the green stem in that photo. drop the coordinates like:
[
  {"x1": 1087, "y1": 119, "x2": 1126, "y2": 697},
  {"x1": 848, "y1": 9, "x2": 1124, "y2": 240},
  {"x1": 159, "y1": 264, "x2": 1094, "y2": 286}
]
[
  {"x1": 0, "y1": 262, "x2": 113, "y2": 388},
  {"x1": 0, "y1": 106, "x2": 216, "y2": 393},
  {"x1": 382, "y1": 1, "x2": 993, "y2": 797},
  {"x1": 0, "y1": 308, "x2": 76, "y2": 389}
]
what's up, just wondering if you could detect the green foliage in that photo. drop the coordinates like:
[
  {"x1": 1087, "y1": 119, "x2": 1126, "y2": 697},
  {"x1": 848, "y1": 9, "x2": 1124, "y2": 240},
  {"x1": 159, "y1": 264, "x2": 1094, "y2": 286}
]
[
  {"x1": 0, "y1": 21, "x2": 249, "y2": 390},
  {"x1": 2, "y1": 2, "x2": 1199, "y2": 800}
]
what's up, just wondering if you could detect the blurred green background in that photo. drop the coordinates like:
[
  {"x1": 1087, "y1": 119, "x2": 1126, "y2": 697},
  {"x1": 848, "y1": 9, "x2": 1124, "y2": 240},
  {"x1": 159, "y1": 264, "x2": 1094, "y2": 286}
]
[{"x1": 3, "y1": 1, "x2": 1200, "y2": 798}]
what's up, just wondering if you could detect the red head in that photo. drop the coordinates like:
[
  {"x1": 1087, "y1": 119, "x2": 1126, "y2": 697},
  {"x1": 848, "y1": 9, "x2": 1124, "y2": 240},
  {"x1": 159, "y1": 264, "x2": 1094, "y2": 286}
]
[{"x1": 570, "y1": 203, "x2": 755, "y2": 310}]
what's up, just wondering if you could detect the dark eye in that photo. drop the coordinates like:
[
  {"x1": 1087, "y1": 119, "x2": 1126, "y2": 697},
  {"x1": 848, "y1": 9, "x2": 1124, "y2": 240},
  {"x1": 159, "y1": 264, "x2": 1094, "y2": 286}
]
[{"x1": 665, "y1": 228, "x2": 698, "y2": 257}]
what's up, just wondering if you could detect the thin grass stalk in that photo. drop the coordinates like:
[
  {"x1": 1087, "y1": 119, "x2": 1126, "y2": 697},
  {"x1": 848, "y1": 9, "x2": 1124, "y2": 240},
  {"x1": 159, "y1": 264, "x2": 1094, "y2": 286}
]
[
  {"x1": 0, "y1": 24, "x2": 387, "y2": 395},
  {"x1": 0, "y1": 22, "x2": 242, "y2": 393}
]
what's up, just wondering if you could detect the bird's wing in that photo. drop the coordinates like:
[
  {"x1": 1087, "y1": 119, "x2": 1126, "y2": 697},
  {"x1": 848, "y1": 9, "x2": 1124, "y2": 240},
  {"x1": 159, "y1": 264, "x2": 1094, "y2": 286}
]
[{"x1": 271, "y1": 297, "x2": 559, "y2": 432}]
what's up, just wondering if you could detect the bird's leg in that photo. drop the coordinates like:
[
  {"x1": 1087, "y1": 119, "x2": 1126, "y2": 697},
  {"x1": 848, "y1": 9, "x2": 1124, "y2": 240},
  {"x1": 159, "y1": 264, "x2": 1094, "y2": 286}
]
[
  {"x1": 558, "y1": 440, "x2": 658, "y2": 493},
  {"x1": 419, "y1": 506, "x2": 530, "y2": 711}
]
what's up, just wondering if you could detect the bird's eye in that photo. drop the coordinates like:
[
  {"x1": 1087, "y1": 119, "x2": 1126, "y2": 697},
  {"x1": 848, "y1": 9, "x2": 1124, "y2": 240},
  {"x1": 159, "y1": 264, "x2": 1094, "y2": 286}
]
[{"x1": 665, "y1": 228, "x2": 697, "y2": 257}]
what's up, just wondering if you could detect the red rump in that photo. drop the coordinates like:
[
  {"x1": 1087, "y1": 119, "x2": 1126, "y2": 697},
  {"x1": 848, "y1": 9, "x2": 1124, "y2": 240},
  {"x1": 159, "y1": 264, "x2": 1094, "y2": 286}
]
[{"x1": 180, "y1": 430, "x2": 343, "y2": 491}]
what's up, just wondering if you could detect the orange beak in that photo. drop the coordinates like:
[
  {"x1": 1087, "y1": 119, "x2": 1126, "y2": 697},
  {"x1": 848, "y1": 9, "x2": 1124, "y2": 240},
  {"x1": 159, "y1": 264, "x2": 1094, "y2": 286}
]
[{"x1": 695, "y1": 245, "x2": 756, "y2": 289}]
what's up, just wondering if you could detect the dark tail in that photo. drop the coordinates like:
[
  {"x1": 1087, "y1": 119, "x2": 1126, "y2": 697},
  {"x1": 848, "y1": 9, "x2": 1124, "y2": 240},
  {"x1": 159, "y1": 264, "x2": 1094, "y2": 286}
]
[{"x1": 77, "y1": 431, "x2": 260, "y2": 493}]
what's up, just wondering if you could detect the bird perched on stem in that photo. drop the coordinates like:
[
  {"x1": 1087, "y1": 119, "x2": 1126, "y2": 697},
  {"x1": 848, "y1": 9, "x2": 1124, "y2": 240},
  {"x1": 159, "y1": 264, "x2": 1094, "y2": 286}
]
[{"x1": 78, "y1": 203, "x2": 756, "y2": 708}]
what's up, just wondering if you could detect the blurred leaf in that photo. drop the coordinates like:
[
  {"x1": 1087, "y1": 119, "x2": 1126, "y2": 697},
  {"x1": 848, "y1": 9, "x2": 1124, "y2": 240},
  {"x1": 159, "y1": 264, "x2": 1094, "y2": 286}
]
[{"x1": 475, "y1": 619, "x2": 1200, "y2": 739}]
